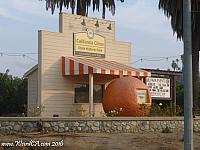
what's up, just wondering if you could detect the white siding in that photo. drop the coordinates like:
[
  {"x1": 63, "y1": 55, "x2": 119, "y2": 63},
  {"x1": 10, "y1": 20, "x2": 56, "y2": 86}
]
[
  {"x1": 27, "y1": 70, "x2": 38, "y2": 116},
  {"x1": 38, "y1": 13, "x2": 132, "y2": 117}
]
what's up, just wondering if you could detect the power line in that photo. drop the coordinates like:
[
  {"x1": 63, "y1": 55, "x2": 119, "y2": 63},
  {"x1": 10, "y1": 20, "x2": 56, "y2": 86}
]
[
  {"x1": 0, "y1": 51, "x2": 182, "y2": 64},
  {"x1": 22, "y1": 55, "x2": 37, "y2": 62},
  {"x1": 0, "y1": 52, "x2": 37, "y2": 62},
  {"x1": 131, "y1": 54, "x2": 182, "y2": 64},
  {"x1": 132, "y1": 59, "x2": 143, "y2": 64},
  {"x1": 0, "y1": 52, "x2": 37, "y2": 55},
  {"x1": 131, "y1": 54, "x2": 182, "y2": 59},
  {"x1": 143, "y1": 58, "x2": 167, "y2": 62}
]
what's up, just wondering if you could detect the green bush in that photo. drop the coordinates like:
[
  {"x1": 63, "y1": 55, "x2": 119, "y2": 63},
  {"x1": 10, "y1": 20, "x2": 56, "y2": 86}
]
[
  {"x1": 28, "y1": 105, "x2": 45, "y2": 117},
  {"x1": 150, "y1": 104, "x2": 183, "y2": 117},
  {"x1": 106, "y1": 107, "x2": 123, "y2": 117},
  {"x1": 162, "y1": 126, "x2": 172, "y2": 133},
  {"x1": 0, "y1": 70, "x2": 27, "y2": 116}
]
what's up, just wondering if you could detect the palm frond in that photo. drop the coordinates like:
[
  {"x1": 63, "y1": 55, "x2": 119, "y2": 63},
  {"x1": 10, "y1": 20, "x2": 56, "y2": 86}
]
[
  {"x1": 43, "y1": 0, "x2": 124, "y2": 19},
  {"x1": 159, "y1": 0, "x2": 200, "y2": 44},
  {"x1": 159, "y1": 1, "x2": 200, "y2": 110}
]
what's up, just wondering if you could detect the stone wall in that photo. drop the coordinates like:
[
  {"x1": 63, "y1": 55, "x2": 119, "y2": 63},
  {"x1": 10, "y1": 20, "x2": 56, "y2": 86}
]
[{"x1": 0, "y1": 117, "x2": 200, "y2": 133}]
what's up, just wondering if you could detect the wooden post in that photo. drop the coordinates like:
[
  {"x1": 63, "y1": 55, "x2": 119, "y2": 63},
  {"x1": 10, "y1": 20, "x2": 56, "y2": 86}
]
[
  {"x1": 89, "y1": 74, "x2": 94, "y2": 117},
  {"x1": 170, "y1": 76, "x2": 173, "y2": 116},
  {"x1": 173, "y1": 76, "x2": 177, "y2": 115}
]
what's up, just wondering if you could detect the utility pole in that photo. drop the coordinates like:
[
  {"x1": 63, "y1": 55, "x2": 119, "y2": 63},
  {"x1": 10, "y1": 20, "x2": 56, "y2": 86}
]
[{"x1": 183, "y1": 0, "x2": 193, "y2": 149}]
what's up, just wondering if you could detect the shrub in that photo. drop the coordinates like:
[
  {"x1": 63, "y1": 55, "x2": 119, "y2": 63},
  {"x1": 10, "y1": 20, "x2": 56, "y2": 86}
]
[
  {"x1": 106, "y1": 108, "x2": 123, "y2": 117},
  {"x1": 150, "y1": 104, "x2": 183, "y2": 117},
  {"x1": 162, "y1": 126, "x2": 172, "y2": 133},
  {"x1": 139, "y1": 104, "x2": 151, "y2": 116},
  {"x1": 28, "y1": 105, "x2": 45, "y2": 117}
]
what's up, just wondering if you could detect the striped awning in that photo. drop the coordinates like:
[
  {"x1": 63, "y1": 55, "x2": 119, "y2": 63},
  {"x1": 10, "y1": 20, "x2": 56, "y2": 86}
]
[{"x1": 62, "y1": 56, "x2": 151, "y2": 77}]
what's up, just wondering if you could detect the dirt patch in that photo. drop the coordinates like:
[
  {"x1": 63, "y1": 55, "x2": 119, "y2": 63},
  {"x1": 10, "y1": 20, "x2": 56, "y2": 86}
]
[{"x1": 0, "y1": 132, "x2": 200, "y2": 150}]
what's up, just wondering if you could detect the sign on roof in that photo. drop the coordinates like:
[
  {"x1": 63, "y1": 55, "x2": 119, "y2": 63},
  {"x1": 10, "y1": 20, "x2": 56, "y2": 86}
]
[
  {"x1": 146, "y1": 77, "x2": 171, "y2": 98},
  {"x1": 73, "y1": 29, "x2": 105, "y2": 58}
]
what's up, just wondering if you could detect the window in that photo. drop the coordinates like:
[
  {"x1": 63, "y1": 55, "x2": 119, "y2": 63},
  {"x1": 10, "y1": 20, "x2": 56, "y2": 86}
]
[
  {"x1": 74, "y1": 84, "x2": 104, "y2": 103},
  {"x1": 136, "y1": 90, "x2": 147, "y2": 104}
]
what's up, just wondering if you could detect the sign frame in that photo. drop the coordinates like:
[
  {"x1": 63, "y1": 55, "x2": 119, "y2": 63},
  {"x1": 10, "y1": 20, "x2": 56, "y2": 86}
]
[
  {"x1": 73, "y1": 30, "x2": 106, "y2": 58},
  {"x1": 136, "y1": 89, "x2": 148, "y2": 104},
  {"x1": 145, "y1": 76, "x2": 172, "y2": 100}
]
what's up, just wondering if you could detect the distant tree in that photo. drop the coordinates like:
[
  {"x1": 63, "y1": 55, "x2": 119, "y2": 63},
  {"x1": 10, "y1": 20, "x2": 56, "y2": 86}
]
[
  {"x1": 42, "y1": 0, "x2": 124, "y2": 19},
  {"x1": 159, "y1": 0, "x2": 200, "y2": 109},
  {"x1": 0, "y1": 70, "x2": 27, "y2": 116},
  {"x1": 176, "y1": 81, "x2": 184, "y2": 107},
  {"x1": 176, "y1": 58, "x2": 179, "y2": 64},
  {"x1": 171, "y1": 60, "x2": 178, "y2": 71},
  {"x1": 171, "y1": 59, "x2": 181, "y2": 71}
]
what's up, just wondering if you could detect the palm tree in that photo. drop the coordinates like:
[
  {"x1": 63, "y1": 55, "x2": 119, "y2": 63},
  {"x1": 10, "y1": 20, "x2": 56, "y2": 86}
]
[
  {"x1": 44, "y1": 0, "x2": 124, "y2": 19},
  {"x1": 171, "y1": 60, "x2": 178, "y2": 71},
  {"x1": 159, "y1": 0, "x2": 200, "y2": 109}
]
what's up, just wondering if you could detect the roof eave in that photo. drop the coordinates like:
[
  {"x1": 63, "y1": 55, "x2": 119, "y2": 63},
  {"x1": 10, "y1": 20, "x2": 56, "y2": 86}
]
[{"x1": 23, "y1": 64, "x2": 38, "y2": 78}]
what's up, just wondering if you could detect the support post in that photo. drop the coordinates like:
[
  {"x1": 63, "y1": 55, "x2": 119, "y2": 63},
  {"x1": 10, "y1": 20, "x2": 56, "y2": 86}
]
[
  {"x1": 89, "y1": 74, "x2": 94, "y2": 117},
  {"x1": 173, "y1": 76, "x2": 176, "y2": 115},
  {"x1": 183, "y1": 0, "x2": 193, "y2": 149}
]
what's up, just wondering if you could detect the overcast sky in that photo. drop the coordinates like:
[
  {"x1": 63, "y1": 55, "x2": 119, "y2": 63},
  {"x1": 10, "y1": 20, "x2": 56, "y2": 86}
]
[{"x1": 0, "y1": 0, "x2": 183, "y2": 77}]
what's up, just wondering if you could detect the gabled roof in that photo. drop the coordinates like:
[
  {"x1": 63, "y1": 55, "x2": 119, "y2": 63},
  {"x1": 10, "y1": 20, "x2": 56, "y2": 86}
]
[{"x1": 23, "y1": 64, "x2": 38, "y2": 78}]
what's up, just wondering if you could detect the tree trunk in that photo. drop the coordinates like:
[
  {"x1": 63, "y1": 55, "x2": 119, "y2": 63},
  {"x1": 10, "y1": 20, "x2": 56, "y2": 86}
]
[
  {"x1": 76, "y1": 0, "x2": 87, "y2": 16},
  {"x1": 192, "y1": 50, "x2": 199, "y2": 110}
]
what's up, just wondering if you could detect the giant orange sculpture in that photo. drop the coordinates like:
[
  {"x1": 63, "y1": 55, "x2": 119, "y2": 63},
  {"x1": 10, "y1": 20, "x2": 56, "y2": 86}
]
[{"x1": 102, "y1": 77, "x2": 152, "y2": 117}]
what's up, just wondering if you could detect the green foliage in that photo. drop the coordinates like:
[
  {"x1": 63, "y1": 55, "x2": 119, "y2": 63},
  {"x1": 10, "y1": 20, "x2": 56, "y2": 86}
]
[
  {"x1": 150, "y1": 104, "x2": 183, "y2": 117},
  {"x1": 44, "y1": 0, "x2": 124, "y2": 19},
  {"x1": 175, "y1": 105, "x2": 184, "y2": 116},
  {"x1": 176, "y1": 81, "x2": 200, "y2": 115},
  {"x1": 106, "y1": 108, "x2": 123, "y2": 117},
  {"x1": 0, "y1": 70, "x2": 27, "y2": 116},
  {"x1": 176, "y1": 81, "x2": 184, "y2": 106},
  {"x1": 28, "y1": 105, "x2": 45, "y2": 117},
  {"x1": 162, "y1": 126, "x2": 172, "y2": 133},
  {"x1": 139, "y1": 104, "x2": 151, "y2": 116}
]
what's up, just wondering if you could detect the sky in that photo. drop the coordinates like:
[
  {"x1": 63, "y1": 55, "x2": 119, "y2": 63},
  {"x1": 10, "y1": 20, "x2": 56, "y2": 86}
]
[{"x1": 0, "y1": 0, "x2": 183, "y2": 77}]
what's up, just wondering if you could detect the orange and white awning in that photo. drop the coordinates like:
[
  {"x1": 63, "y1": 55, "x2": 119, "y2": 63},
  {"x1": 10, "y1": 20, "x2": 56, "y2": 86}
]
[{"x1": 62, "y1": 56, "x2": 151, "y2": 77}]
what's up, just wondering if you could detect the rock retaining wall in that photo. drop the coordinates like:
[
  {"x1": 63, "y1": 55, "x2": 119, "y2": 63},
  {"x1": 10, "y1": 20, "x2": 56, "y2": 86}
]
[{"x1": 0, "y1": 117, "x2": 200, "y2": 133}]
